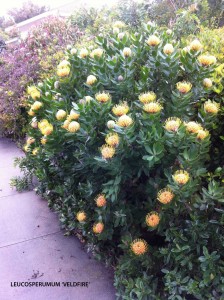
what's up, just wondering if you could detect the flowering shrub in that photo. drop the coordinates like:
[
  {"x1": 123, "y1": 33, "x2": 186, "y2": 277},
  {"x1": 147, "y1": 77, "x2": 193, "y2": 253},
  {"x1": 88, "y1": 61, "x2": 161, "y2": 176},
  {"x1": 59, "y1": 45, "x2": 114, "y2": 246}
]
[
  {"x1": 0, "y1": 17, "x2": 78, "y2": 139},
  {"x1": 22, "y1": 23, "x2": 223, "y2": 299}
]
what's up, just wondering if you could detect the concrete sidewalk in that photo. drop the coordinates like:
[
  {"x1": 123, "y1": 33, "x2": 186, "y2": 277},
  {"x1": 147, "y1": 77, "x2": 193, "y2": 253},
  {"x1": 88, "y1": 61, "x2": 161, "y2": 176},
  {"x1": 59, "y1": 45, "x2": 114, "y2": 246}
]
[{"x1": 0, "y1": 138, "x2": 115, "y2": 300}]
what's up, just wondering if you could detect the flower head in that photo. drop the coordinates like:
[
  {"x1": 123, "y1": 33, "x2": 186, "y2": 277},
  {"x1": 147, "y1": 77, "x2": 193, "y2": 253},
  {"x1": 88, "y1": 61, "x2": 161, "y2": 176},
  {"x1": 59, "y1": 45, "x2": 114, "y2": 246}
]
[
  {"x1": 70, "y1": 48, "x2": 77, "y2": 55},
  {"x1": 146, "y1": 212, "x2": 160, "y2": 227},
  {"x1": 76, "y1": 211, "x2": 87, "y2": 222},
  {"x1": 164, "y1": 117, "x2": 182, "y2": 132},
  {"x1": 197, "y1": 129, "x2": 209, "y2": 140},
  {"x1": 139, "y1": 92, "x2": 156, "y2": 104},
  {"x1": 23, "y1": 145, "x2": 30, "y2": 152},
  {"x1": 185, "y1": 121, "x2": 202, "y2": 133},
  {"x1": 105, "y1": 133, "x2": 120, "y2": 147},
  {"x1": 42, "y1": 124, "x2": 53, "y2": 136},
  {"x1": 32, "y1": 148, "x2": 39, "y2": 155},
  {"x1": 117, "y1": 115, "x2": 133, "y2": 127},
  {"x1": 131, "y1": 239, "x2": 148, "y2": 255},
  {"x1": 31, "y1": 101, "x2": 43, "y2": 111},
  {"x1": 41, "y1": 137, "x2": 47, "y2": 145},
  {"x1": 107, "y1": 120, "x2": 116, "y2": 129},
  {"x1": 95, "y1": 92, "x2": 111, "y2": 103},
  {"x1": 112, "y1": 102, "x2": 129, "y2": 116},
  {"x1": 123, "y1": 47, "x2": 132, "y2": 57},
  {"x1": 31, "y1": 121, "x2": 38, "y2": 129},
  {"x1": 95, "y1": 194, "x2": 107, "y2": 207},
  {"x1": 113, "y1": 21, "x2": 125, "y2": 28},
  {"x1": 189, "y1": 40, "x2": 203, "y2": 51},
  {"x1": 38, "y1": 119, "x2": 49, "y2": 130},
  {"x1": 101, "y1": 144, "x2": 115, "y2": 159},
  {"x1": 56, "y1": 109, "x2": 67, "y2": 120},
  {"x1": 90, "y1": 48, "x2": 104, "y2": 58},
  {"x1": 26, "y1": 137, "x2": 35, "y2": 145},
  {"x1": 93, "y1": 222, "x2": 104, "y2": 234},
  {"x1": 143, "y1": 102, "x2": 163, "y2": 113},
  {"x1": 198, "y1": 55, "x2": 216, "y2": 66},
  {"x1": 80, "y1": 48, "x2": 89, "y2": 58},
  {"x1": 203, "y1": 78, "x2": 213, "y2": 88},
  {"x1": 28, "y1": 110, "x2": 35, "y2": 116},
  {"x1": 86, "y1": 75, "x2": 97, "y2": 85},
  {"x1": 173, "y1": 170, "x2": 190, "y2": 185},
  {"x1": 163, "y1": 44, "x2": 174, "y2": 55},
  {"x1": 68, "y1": 121, "x2": 80, "y2": 133},
  {"x1": 204, "y1": 100, "x2": 220, "y2": 114},
  {"x1": 176, "y1": 81, "x2": 192, "y2": 94},
  {"x1": 67, "y1": 110, "x2": 80, "y2": 121},
  {"x1": 61, "y1": 120, "x2": 70, "y2": 130},
  {"x1": 27, "y1": 86, "x2": 41, "y2": 100},
  {"x1": 157, "y1": 188, "x2": 174, "y2": 204},
  {"x1": 146, "y1": 35, "x2": 160, "y2": 46}
]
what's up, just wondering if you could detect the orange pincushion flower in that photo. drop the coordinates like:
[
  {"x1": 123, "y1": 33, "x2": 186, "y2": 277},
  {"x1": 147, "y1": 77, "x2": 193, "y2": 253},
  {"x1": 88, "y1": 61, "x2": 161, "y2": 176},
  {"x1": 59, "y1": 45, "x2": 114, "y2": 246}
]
[
  {"x1": 28, "y1": 110, "x2": 35, "y2": 116},
  {"x1": 95, "y1": 194, "x2": 107, "y2": 207},
  {"x1": 76, "y1": 211, "x2": 87, "y2": 222},
  {"x1": 164, "y1": 117, "x2": 181, "y2": 132},
  {"x1": 185, "y1": 121, "x2": 202, "y2": 133},
  {"x1": 101, "y1": 145, "x2": 115, "y2": 159},
  {"x1": 138, "y1": 92, "x2": 156, "y2": 104},
  {"x1": 197, "y1": 129, "x2": 209, "y2": 140},
  {"x1": 117, "y1": 115, "x2": 133, "y2": 127},
  {"x1": 146, "y1": 212, "x2": 160, "y2": 227},
  {"x1": 143, "y1": 102, "x2": 163, "y2": 113},
  {"x1": 204, "y1": 100, "x2": 220, "y2": 114},
  {"x1": 105, "y1": 133, "x2": 120, "y2": 147},
  {"x1": 173, "y1": 170, "x2": 190, "y2": 185},
  {"x1": 93, "y1": 222, "x2": 104, "y2": 234},
  {"x1": 131, "y1": 239, "x2": 148, "y2": 255},
  {"x1": 176, "y1": 81, "x2": 192, "y2": 94},
  {"x1": 157, "y1": 188, "x2": 174, "y2": 204},
  {"x1": 112, "y1": 102, "x2": 129, "y2": 116}
]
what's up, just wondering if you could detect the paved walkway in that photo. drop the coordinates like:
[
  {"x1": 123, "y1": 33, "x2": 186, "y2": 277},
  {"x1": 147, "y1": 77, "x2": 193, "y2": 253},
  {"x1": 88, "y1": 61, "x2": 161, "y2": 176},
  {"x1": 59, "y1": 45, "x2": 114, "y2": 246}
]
[{"x1": 0, "y1": 138, "x2": 115, "y2": 300}]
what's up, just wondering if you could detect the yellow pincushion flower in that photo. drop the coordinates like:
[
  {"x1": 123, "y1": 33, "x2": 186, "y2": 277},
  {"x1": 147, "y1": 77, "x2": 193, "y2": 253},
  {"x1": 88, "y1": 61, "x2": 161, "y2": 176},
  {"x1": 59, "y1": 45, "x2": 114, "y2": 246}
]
[
  {"x1": 32, "y1": 148, "x2": 39, "y2": 156},
  {"x1": 42, "y1": 124, "x2": 53, "y2": 136},
  {"x1": 86, "y1": 75, "x2": 97, "y2": 85},
  {"x1": 105, "y1": 133, "x2": 120, "y2": 147},
  {"x1": 138, "y1": 92, "x2": 156, "y2": 104},
  {"x1": 203, "y1": 78, "x2": 213, "y2": 88},
  {"x1": 80, "y1": 48, "x2": 89, "y2": 58},
  {"x1": 189, "y1": 40, "x2": 203, "y2": 51},
  {"x1": 117, "y1": 115, "x2": 133, "y2": 127},
  {"x1": 146, "y1": 35, "x2": 160, "y2": 46},
  {"x1": 38, "y1": 119, "x2": 49, "y2": 130},
  {"x1": 28, "y1": 110, "x2": 35, "y2": 116},
  {"x1": 57, "y1": 66, "x2": 70, "y2": 77},
  {"x1": 112, "y1": 102, "x2": 129, "y2": 116},
  {"x1": 23, "y1": 145, "x2": 30, "y2": 152},
  {"x1": 185, "y1": 121, "x2": 202, "y2": 133},
  {"x1": 176, "y1": 81, "x2": 192, "y2": 94},
  {"x1": 58, "y1": 60, "x2": 70, "y2": 68},
  {"x1": 68, "y1": 121, "x2": 80, "y2": 133},
  {"x1": 163, "y1": 44, "x2": 174, "y2": 55},
  {"x1": 101, "y1": 144, "x2": 115, "y2": 159},
  {"x1": 31, "y1": 101, "x2": 43, "y2": 111},
  {"x1": 143, "y1": 102, "x2": 163, "y2": 113},
  {"x1": 90, "y1": 48, "x2": 104, "y2": 58},
  {"x1": 26, "y1": 137, "x2": 35, "y2": 145},
  {"x1": 204, "y1": 100, "x2": 220, "y2": 114},
  {"x1": 157, "y1": 188, "x2": 174, "y2": 204},
  {"x1": 164, "y1": 117, "x2": 182, "y2": 132},
  {"x1": 76, "y1": 211, "x2": 87, "y2": 222},
  {"x1": 113, "y1": 21, "x2": 125, "y2": 28},
  {"x1": 146, "y1": 212, "x2": 160, "y2": 227},
  {"x1": 41, "y1": 137, "x2": 47, "y2": 145},
  {"x1": 67, "y1": 110, "x2": 80, "y2": 121},
  {"x1": 123, "y1": 47, "x2": 132, "y2": 57},
  {"x1": 95, "y1": 92, "x2": 111, "y2": 103},
  {"x1": 56, "y1": 109, "x2": 67, "y2": 121},
  {"x1": 27, "y1": 86, "x2": 41, "y2": 100},
  {"x1": 93, "y1": 222, "x2": 104, "y2": 234},
  {"x1": 173, "y1": 170, "x2": 190, "y2": 185},
  {"x1": 197, "y1": 129, "x2": 209, "y2": 140},
  {"x1": 95, "y1": 194, "x2": 107, "y2": 207},
  {"x1": 107, "y1": 120, "x2": 116, "y2": 129},
  {"x1": 198, "y1": 55, "x2": 217, "y2": 66},
  {"x1": 61, "y1": 120, "x2": 70, "y2": 130},
  {"x1": 131, "y1": 239, "x2": 148, "y2": 256}
]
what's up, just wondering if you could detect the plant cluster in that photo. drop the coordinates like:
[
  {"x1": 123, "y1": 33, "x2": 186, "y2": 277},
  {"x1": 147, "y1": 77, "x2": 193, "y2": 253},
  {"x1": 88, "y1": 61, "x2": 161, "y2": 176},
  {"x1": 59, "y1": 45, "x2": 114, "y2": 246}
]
[{"x1": 21, "y1": 23, "x2": 224, "y2": 299}]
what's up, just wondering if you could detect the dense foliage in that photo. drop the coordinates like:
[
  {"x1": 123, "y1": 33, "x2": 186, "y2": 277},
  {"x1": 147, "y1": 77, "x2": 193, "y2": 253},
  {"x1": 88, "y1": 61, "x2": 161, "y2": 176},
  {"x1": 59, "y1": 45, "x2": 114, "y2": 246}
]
[{"x1": 21, "y1": 23, "x2": 224, "y2": 299}]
